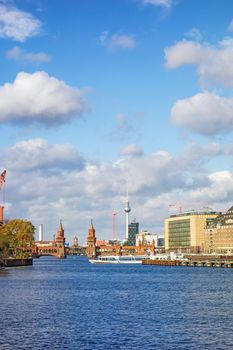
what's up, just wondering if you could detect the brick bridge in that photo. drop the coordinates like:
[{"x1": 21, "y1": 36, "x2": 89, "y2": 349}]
[
  {"x1": 86, "y1": 222, "x2": 155, "y2": 258},
  {"x1": 31, "y1": 222, "x2": 66, "y2": 259}
]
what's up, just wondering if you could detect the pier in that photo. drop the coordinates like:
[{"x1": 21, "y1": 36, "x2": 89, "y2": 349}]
[{"x1": 142, "y1": 255, "x2": 233, "y2": 268}]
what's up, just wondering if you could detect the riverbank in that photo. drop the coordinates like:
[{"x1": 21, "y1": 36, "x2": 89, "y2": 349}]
[
  {"x1": 0, "y1": 258, "x2": 33, "y2": 268},
  {"x1": 142, "y1": 256, "x2": 233, "y2": 268}
]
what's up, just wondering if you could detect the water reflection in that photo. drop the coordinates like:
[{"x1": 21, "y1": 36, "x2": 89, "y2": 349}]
[{"x1": 0, "y1": 256, "x2": 232, "y2": 350}]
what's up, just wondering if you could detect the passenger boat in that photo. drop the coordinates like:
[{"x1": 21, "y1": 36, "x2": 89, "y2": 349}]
[{"x1": 89, "y1": 255, "x2": 147, "y2": 264}]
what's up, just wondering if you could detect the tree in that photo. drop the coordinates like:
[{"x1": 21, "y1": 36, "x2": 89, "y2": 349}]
[
  {"x1": 0, "y1": 220, "x2": 35, "y2": 258},
  {"x1": 0, "y1": 233, "x2": 10, "y2": 260}
]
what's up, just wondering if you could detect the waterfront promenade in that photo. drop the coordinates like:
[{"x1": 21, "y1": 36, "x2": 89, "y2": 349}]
[{"x1": 0, "y1": 256, "x2": 233, "y2": 350}]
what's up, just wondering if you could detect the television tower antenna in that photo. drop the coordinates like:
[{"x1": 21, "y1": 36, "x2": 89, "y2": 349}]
[{"x1": 124, "y1": 185, "x2": 131, "y2": 240}]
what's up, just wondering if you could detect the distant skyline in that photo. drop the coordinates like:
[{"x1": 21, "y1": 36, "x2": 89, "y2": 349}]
[{"x1": 1, "y1": 0, "x2": 233, "y2": 243}]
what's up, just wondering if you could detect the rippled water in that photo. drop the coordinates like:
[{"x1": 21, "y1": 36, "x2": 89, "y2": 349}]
[{"x1": 0, "y1": 256, "x2": 233, "y2": 350}]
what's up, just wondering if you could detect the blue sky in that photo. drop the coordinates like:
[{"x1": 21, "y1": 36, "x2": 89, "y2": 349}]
[{"x1": 1, "y1": 0, "x2": 233, "y2": 243}]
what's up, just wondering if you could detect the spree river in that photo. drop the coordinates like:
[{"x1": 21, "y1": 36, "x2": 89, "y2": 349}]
[{"x1": 0, "y1": 256, "x2": 233, "y2": 350}]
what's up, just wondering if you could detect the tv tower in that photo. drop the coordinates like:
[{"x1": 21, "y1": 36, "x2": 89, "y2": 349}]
[{"x1": 124, "y1": 189, "x2": 131, "y2": 240}]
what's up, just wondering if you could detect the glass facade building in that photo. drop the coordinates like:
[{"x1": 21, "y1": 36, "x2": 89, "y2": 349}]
[
  {"x1": 168, "y1": 219, "x2": 190, "y2": 249},
  {"x1": 128, "y1": 222, "x2": 139, "y2": 246},
  {"x1": 164, "y1": 210, "x2": 220, "y2": 253}
]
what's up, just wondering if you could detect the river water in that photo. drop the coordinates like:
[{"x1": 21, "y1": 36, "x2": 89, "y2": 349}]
[{"x1": 0, "y1": 256, "x2": 233, "y2": 350}]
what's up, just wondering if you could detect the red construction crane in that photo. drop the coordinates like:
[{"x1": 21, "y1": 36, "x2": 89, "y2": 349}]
[
  {"x1": 0, "y1": 170, "x2": 6, "y2": 222},
  {"x1": 0, "y1": 170, "x2": 6, "y2": 191},
  {"x1": 169, "y1": 203, "x2": 182, "y2": 214},
  {"x1": 112, "y1": 212, "x2": 117, "y2": 240}
]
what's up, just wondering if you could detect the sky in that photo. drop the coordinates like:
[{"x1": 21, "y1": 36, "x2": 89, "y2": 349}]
[{"x1": 1, "y1": 0, "x2": 233, "y2": 243}]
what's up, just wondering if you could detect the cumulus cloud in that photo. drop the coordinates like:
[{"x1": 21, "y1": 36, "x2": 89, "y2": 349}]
[
  {"x1": 185, "y1": 27, "x2": 203, "y2": 42},
  {"x1": 171, "y1": 91, "x2": 233, "y2": 135},
  {"x1": 227, "y1": 19, "x2": 233, "y2": 32},
  {"x1": 190, "y1": 171, "x2": 233, "y2": 202},
  {"x1": 165, "y1": 38, "x2": 233, "y2": 88},
  {"x1": 0, "y1": 3, "x2": 41, "y2": 41},
  {"x1": 117, "y1": 150, "x2": 186, "y2": 195},
  {"x1": 120, "y1": 144, "x2": 144, "y2": 157},
  {"x1": 109, "y1": 114, "x2": 135, "y2": 141},
  {"x1": 99, "y1": 31, "x2": 108, "y2": 45},
  {"x1": 6, "y1": 46, "x2": 51, "y2": 63},
  {"x1": 179, "y1": 142, "x2": 222, "y2": 166},
  {"x1": 99, "y1": 31, "x2": 136, "y2": 51},
  {"x1": 4, "y1": 139, "x2": 85, "y2": 172},
  {"x1": 142, "y1": 0, "x2": 172, "y2": 8},
  {"x1": 1, "y1": 138, "x2": 231, "y2": 242},
  {"x1": 0, "y1": 71, "x2": 87, "y2": 125},
  {"x1": 165, "y1": 40, "x2": 212, "y2": 69},
  {"x1": 109, "y1": 34, "x2": 136, "y2": 50}
]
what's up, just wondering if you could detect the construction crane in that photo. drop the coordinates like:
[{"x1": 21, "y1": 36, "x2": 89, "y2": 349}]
[
  {"x1": 169, "y1": 203, "x2": 182, "y2": 214},
  {"x1": 0, "y1": 170, "x2": 6, "y2": 191},
  {"x1": 0, "y1": 170, "x2": 6, "y2": 205},
  {"x1": 0, "y1": 170, "x2": 6, "y2": 223},
  {"x1": 112, "y1": 212, "x2": 117, "y2": 240}
]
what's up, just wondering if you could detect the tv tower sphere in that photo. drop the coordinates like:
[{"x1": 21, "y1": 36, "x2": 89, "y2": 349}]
[{"x1": 124, "y1": 201, "x2": 131, "y2": 213}]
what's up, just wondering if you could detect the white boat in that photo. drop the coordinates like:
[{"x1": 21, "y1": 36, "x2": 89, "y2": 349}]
[{"x1": 89, "y1": 255, "x2": 146, "y2": 264}]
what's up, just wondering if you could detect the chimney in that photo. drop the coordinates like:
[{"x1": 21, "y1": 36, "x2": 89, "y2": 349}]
[{"x1": 38, "y1": 224, "x2": 43, "y2": 241}]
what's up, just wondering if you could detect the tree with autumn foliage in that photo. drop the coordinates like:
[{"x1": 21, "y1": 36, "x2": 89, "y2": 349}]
[{"x1": 0, "y1": 219, "x2": 35, "y2": 258}]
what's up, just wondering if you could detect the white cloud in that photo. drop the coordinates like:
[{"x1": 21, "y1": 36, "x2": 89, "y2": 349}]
[
  {"x1": 99, "y1": 31, "x2": 108, "y2": 45},
  {"x1": 185, "y1": 27, "x2": 203, "y2": 42},
  {"x1": 142, "y1": 0, "x2": 172, "y2": 8},
  {"x1": 190, "y1": 171, "x2": 233, "y2": 202},
  {"x1": 0, "y1": 71, "x2": 87, "y2": 125},
  {"x1": 179, "y1": 142, "x2": 222, "y2": 166},
  {"x1": 120, "y1": 144, "x2": 144, "y2": 157},
  {"x1": 100, "y1": 32, "x2": 136, "y2": 51},
  {"x1": 164, "y1": 40, "x2": 211, "y2": 69},
  {"x1": 4, "y1": 139, "x2": 85, "y2": 172},
  {"x1": 165, "y1": 38, "x2": 233, "y2": 88},
  {"x1": 117, "y1": 150, "x2": 185, "y2": 195},
  {"x1": 6, "y1": 46, "x2": 51, "y2": 63},
  {"x1": 171, "y1": 91, "x2": 233, "y2": 135},
  {"x1": 109, "y1": 113, "x2": 135, "y2": 141},
  {"x1": 1, "y1": 138, "x2": 232, "y2": 242},
  {"x1": 228, "y1": 19, "x2": 233, "y2": 32},
  {"x1": 0, "y1": 3, "x2": 41, "y2": 42},
  {"x1": 109, "y1": 34, "x2": 136, "y2": 50}
]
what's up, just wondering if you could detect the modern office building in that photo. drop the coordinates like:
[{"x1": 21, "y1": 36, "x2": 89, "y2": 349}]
[
  {"x1": 204, "y1": 205, "x2": 233, "y2": 254},
  {"x1": 158, "y1": 237, "x2": 164, "y2": 247},
  {"x1": 164, "y1": 208, "x2": 220, "y2": 253},
  {"x1": 128, "y1": 221, "x2": 139, "y2": 246}
]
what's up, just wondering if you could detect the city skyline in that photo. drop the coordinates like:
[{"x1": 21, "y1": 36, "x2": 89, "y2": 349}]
[{"x1": 1, "y1": 0, "x2": 233, "y2": 242}]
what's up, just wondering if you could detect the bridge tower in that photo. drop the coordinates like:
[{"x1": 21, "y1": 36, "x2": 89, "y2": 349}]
[
  {"x1": 56, "y1": 221, "x2": 66, "y2": 258},
  {"x1": 86, "y1": 221, "x2": 96, "y2": 258}
]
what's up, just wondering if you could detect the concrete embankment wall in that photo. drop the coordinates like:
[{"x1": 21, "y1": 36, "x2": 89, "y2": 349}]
[
  {"x1": 0, "y1": 258, "x2": 33, "y2": 268},
  {"x1": 142, "y1": 259, "x2": 233, "y2": 267}
]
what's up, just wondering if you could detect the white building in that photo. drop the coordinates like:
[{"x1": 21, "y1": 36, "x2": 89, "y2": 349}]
[{"x1": 136, "y1": 230, "x2": 158, "y2": 247}]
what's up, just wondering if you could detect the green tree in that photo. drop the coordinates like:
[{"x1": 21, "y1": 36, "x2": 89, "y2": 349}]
[
  {"x1": 0, "y1": 233, "x2": 10, "y2": 260},
  {"x1": 0, "y1": 220, "x2": 35, "y2": 258}
]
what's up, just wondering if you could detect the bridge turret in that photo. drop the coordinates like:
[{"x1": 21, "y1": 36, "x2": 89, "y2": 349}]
[
  {"x1": 86, "y1": 221, "x2": 97, "y2": 258},
  {"x1": 56, "y1": 221, "x2": 65, "y2": 244}
]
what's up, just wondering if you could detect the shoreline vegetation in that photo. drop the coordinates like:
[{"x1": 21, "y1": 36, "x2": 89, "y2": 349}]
[
  {"x1": 0, "y1": 219, "x2": 35, "y2": 267},
  {"x1": 0, "y1": 257, "x2": 33, "y2": 268}
]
